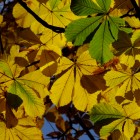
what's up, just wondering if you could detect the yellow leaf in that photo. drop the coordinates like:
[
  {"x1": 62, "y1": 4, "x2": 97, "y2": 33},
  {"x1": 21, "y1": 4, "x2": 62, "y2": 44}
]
[
  {"x1": 13, "y1": 0, "x2": 39, "y2": 28},
  {"x1": 30, "y1": 0, "x2": 78, "y2": 46},
  {"x1": 123, "y1": 119, "x2": 135, "y2": 139},
  {"x1": 132, "y1": 126, "x2": 140, "y2": 140},
  {"x1": 100, "y1": 118, "x2": 125, "y2": 139},
  {"x1": 110, "y1": 0, "x2": 133, "y2": 17},
  {"x1": 50, "y1": 66, "x2": 74, "y2": 106},
  {"x1": 96, "y1": 102, "x2": 140, "y2": 139},
  {"x1": 120, "y1": 54, "x2": 135, "y2": 68},
  {"x1": 0, "y1": 117, "x2": 43, "y2": 140},
  {"x1": 74, "y1": 69, "x2": 101, "y2": 111},
  {"x1": 50, "y1": 50, "x2": 99, "y2": 111},
  {"x1": 0, "y1": 56, "x2": 50, "y2": 117},
  {"x1": 112, "y1": 31, "x2": 140, "y2": 67},
  {"x1": 76, "y1": 50, "x2": 98, "y2": 75},
  {"x1": 123, "y1": 102, "x2": 140, "y2": 120},
  {"x1": 39, "y1": 30, "x2": 67, "y2": 47},
  {"x1": 104, "y1": 67, "x2": 140, "y2": 97},
  {"x1": 0, "y1": 14, "x2": 3, "y2": 24},
  {"x1": 0, "y1": 94, "x2": 6, "y2": 113},
  {"x1": 125, "y1": 17, "x2": 140, "y2": 29}
]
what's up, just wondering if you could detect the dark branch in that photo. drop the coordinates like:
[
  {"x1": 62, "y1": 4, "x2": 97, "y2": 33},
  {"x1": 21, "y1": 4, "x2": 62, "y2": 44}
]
[
  {"x1": 26, "y1": 60, "x2": 40, "y2": 68},
  {"x1": 120, "y1": 8, "x2": 135, "y2": 18},
  {"x1": 17, "y1": 0, "x2": 65, "y2": 33},
  {"x1": 130, "y1": 0, "x2": 140, "y2": 20},
  {"x1": 74, "y1": 114, "x2": 95, "y2": 140}
]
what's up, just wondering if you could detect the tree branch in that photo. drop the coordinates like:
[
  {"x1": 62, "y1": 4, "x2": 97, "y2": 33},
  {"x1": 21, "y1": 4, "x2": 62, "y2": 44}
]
[
  {"x1": 130, "y1": 0, "x2": 140, "y2": 20},
  {"x1": 17, "y1": 0, "x2": 65, "y2": 33},
  {"x1": 74, "y1": 114, "x2": 95, "y2": 140}
]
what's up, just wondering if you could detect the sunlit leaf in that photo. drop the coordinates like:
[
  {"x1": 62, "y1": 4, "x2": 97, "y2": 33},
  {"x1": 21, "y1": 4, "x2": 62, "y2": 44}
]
[
  {"x1": 112, "y1": 30, "x2": 140, "y2": 67},
  {"x1": 50, "y1": 50, "x2": 99, "y2": 111},
  {"x1": 13, "y1": 0, "x2": 39, "y2": 28},
  {"x1": 104, "y1": 66, "x2": 140, "y2": 97},
  {"x1": 0, "y1": 117, "x2": 43, "y2": 140},
  {"x1": 31, "y1": 0, "x2": 78, "y2": 46},
  {"x1": 66, "y1": 0, "x2": 130, "y2": 64},
  {"x1": 90, "y1": 102, "x2": 140, "y2": 138},
  {"x1": 0, "y1": 57, "x2": 50, "y2": 117}
]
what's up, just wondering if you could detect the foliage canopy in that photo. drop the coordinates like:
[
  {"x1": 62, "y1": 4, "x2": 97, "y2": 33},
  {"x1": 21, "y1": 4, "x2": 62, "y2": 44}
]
[{"x1": 0, "y1": 0, "x2": 140, "y2": 139}]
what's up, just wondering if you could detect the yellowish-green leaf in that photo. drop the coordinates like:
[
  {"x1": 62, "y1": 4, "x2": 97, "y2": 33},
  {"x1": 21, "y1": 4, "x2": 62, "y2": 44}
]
[
  {"x1": 100, "y1": 118, "x2": 125, "y2": 138},
  {"x1": 91, "y1": 102, "x2": 140, "y2": 138},
  {"x1": 0, "y1": 57, "x2": 49, "y2": 117},
  {"x1": 104, "y1": 67, "x2": 140, "y2": 97}
]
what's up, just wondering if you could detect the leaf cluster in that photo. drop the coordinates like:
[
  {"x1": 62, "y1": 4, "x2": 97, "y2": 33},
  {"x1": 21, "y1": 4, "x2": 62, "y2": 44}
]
[{"x1": 0, "y1": 0, "x2": 140, "y2": 139}]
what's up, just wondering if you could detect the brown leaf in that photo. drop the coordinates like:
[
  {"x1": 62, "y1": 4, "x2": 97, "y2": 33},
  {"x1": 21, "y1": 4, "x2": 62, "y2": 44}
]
[
  {"x1": 47, "y1": 131, "x2": 61, "y2": 138},
  {"x1": 81, "y1": 75, "x2": 106, "y2": 93},
  {"x1": 45, "y1": 106, "x2": 60, "y2": 122},
  {"x1": 19, "y1": 28, "x2": 42, "y2": 44},
  {"x1": 56, "y1": 116, "x2": 67, "y2": 132},
  {"x1": 6, "y1": 104, "x2": 18, "y2": 128}
]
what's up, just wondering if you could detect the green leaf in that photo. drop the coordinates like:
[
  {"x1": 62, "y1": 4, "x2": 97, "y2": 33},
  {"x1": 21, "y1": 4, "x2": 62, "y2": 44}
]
[
  {"x1": 65, "y1": 16, "x2": 102, "y2": 45},
  {"x1": 70, "y1": 0, "x2": 103, "y2": 16},
  {"x1": 108, "y1": 16, "x2": 126, "y2": 40},
  {"x1": 89, "y1": 19, "x2": 114, "y2": 64},
  {"x1": 96, "y1": 0, "x2": 111, "y2": 12},
  {"x1": 90, "y1": 103, "x2": 123, "y2": 123}
]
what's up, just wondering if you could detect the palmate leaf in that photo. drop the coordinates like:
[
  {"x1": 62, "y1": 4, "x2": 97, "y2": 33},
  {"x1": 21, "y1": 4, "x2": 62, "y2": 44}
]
[
  {"x1": 50, "y1": 50, "x2": 101, "y2": 111},
  {"x1": 0, "y1": 58, "x2": 50, "y2": 117},
  {"x1": 113, "y1": 30, "x2": 140, "y2": 67},
  {"x1": 65, "y1": 0, "x2": 131, "y2": 64},
  {"x1": 104, "y1": 67, "x2": 140, "y2": 97},
  {"x1": 31, "y1": 0, "x2": 78, "y2": 46},
  {"x1": 90, "y1": 102, "x2": 140, "y2": 139}
]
